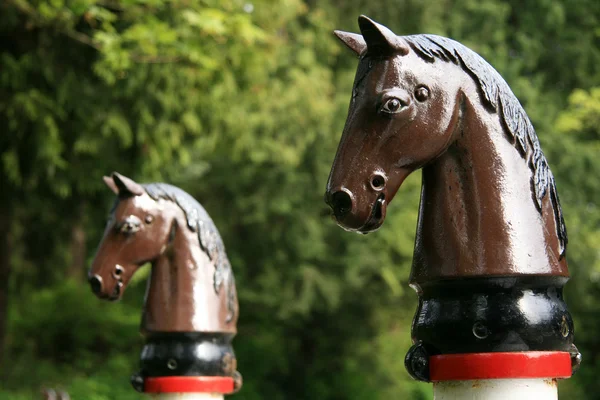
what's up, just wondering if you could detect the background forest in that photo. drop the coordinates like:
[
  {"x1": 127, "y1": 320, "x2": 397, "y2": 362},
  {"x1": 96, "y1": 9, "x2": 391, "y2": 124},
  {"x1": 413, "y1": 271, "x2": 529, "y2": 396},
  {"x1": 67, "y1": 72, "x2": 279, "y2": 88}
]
[{"x1": 1, "y1": 0, "x2": 599, "y2": 399}]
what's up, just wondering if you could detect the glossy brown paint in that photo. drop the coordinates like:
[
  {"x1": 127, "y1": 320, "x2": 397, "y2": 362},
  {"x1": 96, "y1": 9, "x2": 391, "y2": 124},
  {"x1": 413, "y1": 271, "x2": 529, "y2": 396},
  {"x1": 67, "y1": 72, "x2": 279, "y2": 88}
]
[
  {"x1": 326, "y1": 16, "x2": 569, "y2": 284},
  {"x1": 89, "y1": 172, "x2": 238, "y2": 334}
]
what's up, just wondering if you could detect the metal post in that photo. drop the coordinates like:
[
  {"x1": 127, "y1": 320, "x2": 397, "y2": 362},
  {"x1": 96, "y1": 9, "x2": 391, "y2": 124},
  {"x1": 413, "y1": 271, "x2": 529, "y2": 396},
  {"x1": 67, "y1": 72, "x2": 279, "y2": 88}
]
[
  {"x1": 402, "y1": 277, "x2": 581, "y2": 397},
  {"x1": 424, "y1": 351, "x2": 574, "y2": 400},
  {"x1": 152, "y1": 395, "x2": 224, "y2": 400},
  {"x1": 433, "y1": 379, "x2": 557, "y2": 400},
  {"x1": 138, "y1": 375, "x2": 239, "y2": 398}
]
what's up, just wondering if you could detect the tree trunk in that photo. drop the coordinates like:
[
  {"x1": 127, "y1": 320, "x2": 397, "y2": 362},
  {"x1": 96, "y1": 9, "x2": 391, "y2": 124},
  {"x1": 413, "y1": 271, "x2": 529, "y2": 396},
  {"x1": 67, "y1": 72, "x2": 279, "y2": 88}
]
[
  {"x1": 0, "y1": 199, "x2": 12, "y2": 378},
  {"x1": 68, "y1": 201, "x2": 86, "y2": 281}
]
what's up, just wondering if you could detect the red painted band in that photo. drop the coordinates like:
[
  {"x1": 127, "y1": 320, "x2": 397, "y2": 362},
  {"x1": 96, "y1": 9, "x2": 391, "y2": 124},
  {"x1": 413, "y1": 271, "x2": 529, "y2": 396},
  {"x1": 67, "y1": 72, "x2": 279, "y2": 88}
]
[
  {"x1": 429, "y1": 351, "x2": 572, "y2": 381},
  {"x1": 144, "y1": 376, "x2": 235, "y2": 393}
]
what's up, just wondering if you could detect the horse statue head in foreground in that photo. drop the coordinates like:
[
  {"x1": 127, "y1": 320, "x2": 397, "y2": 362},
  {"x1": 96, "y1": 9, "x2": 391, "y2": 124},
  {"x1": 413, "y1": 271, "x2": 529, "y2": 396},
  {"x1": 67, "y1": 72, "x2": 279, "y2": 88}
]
[
  {"x1": 325, "y1": 16, "x2": 579, "y2": 381},
  {"x1": 89, "y1": 172, "x2": 241, "y2": 392}
]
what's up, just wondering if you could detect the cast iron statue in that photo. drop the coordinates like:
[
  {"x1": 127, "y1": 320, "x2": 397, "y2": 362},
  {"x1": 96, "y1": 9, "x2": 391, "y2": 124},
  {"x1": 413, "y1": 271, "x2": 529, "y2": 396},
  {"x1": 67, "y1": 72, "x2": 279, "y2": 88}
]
[
  {"x1": 325, "y1": 16, "x2": 580, "y2": 381},
  {"x1": 88, "y1": 172, "x2": 241, "y2": 393}
]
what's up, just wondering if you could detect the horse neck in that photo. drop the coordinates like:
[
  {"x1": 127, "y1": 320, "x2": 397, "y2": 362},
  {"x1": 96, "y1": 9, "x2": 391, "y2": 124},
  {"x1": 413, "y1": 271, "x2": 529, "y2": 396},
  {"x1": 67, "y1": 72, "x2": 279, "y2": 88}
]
[
  {"x1": 141, "y1": 216, "x2": 233, "y2": 334},
  {"x1": 410, "y1": 94, "x2": 568, "y2": 285}
]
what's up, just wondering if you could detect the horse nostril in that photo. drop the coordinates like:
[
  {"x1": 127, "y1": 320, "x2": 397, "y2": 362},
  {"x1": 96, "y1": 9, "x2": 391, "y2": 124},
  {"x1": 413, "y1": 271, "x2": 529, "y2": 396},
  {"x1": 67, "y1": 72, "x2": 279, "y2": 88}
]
[
  {"x1": 113, "y1": 265, "x2": 124, "y2": 279},
  {"x1": 330, "y1": 190, "x2": 353, "y2": 217},
  {"x1": 370, "y1": 174, "x2": 386, "y2": 191},
  {"x1": 89, "y1": 275, "x2": 103, "y2": 295}
]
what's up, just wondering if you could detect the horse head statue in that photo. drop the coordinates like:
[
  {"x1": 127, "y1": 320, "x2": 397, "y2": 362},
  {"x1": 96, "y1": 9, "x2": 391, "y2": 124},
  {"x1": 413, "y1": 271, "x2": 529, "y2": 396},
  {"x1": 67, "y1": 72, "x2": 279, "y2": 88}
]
[
  {"x1": 89, "y1": 172, "x2": 241, "y2": 393},
  {"x1": 326, "y1": 16, "x2": 579, "y2": 381}
]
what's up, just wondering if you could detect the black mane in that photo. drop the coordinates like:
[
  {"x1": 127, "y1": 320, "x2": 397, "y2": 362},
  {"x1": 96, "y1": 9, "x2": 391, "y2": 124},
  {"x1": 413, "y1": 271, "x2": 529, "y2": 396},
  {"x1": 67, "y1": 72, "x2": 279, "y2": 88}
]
[
  {"x1": 403, "y1": 34, "x2": 567, "y2": 257},
  {"x1": 143, "y1": 183, "x2": 237, "y2": 321}
]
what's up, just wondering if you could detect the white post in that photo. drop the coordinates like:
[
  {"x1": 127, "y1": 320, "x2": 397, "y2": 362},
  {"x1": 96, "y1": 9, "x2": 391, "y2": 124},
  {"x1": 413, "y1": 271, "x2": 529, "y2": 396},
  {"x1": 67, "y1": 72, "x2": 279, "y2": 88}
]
[
  {"x1": 433, "y1": 378, "x2": 558, "y2": 400},
  {"x1": 152, "y1": 394, "x2": 225, "y2": 400}
]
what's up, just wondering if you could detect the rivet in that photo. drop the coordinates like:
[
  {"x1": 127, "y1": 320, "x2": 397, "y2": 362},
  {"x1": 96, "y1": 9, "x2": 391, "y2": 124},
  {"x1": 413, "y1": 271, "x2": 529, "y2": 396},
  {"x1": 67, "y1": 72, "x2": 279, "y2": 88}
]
[
  {"x1": 167, "y1": 359, "x2": 178, "y2": 370},
  {"x1": 561, "y1": 317, "x2": 570, "y2": 337},
  {"x1": 472, "y1": 322, "x2": 489, "y2": 339}
]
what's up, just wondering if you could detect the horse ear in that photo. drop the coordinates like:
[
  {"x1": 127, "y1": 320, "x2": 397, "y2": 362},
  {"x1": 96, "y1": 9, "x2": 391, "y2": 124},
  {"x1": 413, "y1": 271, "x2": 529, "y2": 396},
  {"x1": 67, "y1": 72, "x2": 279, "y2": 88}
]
[
  {"x1": 103, "y1": 175, "x2": 119, "y2": 195},
  {"x1": 111, "y1": 172, "x2": 145, "y2": 197},
  {"x1": 358, "y1": 15, "x2": 409, "y2": 56},
  {"x1": 334, "y1": 30, "x2": 366, "y2": 56}
]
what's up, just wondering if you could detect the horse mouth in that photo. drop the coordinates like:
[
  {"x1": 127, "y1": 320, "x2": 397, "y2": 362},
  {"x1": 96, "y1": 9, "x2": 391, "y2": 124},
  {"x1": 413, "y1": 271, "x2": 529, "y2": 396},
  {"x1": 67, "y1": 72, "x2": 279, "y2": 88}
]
[
  {"x1": 360, "y1": 194, "x2": 386, "y2": 233},
  {"x1": 109, "y1": 281, "x2": 123, "y2": 301}
]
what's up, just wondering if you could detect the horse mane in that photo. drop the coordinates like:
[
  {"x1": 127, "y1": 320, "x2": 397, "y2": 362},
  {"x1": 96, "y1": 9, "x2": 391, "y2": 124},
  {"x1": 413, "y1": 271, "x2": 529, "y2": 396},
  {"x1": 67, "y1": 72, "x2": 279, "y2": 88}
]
[
  {"x1": 402, "y1": 34, "x2": 567, "y2": 257},
  {"x1": 143, "y1": 182, "x2": 236, "y2": 321}
]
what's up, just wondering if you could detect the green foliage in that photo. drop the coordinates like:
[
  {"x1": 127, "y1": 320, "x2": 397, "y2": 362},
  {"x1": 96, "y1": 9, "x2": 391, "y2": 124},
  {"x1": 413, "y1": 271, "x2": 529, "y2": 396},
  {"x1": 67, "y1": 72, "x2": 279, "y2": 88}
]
[
  {"x1": 1, "y1": 0, "x2": 599, "y2": 399},
  {"x1": 4, "y1": 280, "x2": 143, "y2": 398},
  {"x1": 548, "y1": 87, "x2": 600, "y2": 398}
]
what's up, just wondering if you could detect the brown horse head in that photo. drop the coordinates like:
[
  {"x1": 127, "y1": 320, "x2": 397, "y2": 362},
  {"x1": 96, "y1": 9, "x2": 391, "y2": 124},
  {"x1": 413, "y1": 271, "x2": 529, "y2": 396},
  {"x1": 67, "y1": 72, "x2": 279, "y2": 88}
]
[
  {"x1": 325, "y1": 16, "x2": 466, "y2": 232},
  {"x1": 327, "y1": 16, "x2": 577, "y2": 378},
  {"x1": 89, "y1": 172, "x2": 170, "y2": 300},
  {"x1": 326, "y1": 16, "x2": 568, "y2": 280},
  {"x1": 89, "y1": 172, "x2": 238, "y2": 332},
  {"x1": 90, "y1": 173, "x2": 242, "y2": 389}
]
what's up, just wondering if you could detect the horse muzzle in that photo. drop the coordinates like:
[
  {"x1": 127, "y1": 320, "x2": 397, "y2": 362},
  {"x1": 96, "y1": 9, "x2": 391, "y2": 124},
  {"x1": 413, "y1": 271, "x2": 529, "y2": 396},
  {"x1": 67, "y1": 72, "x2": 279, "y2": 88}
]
[
  {"x1": 326, "y1": 188, "x2": 387, "y2": 233},
  {"x1": 361, "y1": 193, "x2": 386, "y2": 232},
  {"x1": 88, "y1": 273, "x2": 123, "y2": 301},
  {"x1": 89, "y1": 274, "x2": 104, "y2": 296}
]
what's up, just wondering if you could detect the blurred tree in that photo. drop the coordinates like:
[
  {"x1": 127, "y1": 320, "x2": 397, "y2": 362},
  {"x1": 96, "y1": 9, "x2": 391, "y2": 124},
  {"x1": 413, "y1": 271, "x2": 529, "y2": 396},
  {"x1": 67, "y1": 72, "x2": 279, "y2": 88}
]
[{"x1": 549, "y1": 87, "x2": 600, "y2": 398}]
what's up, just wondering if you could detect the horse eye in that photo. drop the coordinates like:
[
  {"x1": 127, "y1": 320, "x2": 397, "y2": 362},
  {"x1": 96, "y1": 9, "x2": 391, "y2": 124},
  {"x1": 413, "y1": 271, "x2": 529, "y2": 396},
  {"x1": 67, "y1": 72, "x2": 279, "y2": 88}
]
[
  {"x1": 415, "y1": 86, "x2": 430, "y2": 102},
  {"x1": 118, "y1": 215, "x2": 141, "y2": 234},
  {"x1": 381, "y1": 98, "x2": 403, "y2": 114},
  {"x1": 145, "y1": 215, "x2": 154, "y2": 224}
]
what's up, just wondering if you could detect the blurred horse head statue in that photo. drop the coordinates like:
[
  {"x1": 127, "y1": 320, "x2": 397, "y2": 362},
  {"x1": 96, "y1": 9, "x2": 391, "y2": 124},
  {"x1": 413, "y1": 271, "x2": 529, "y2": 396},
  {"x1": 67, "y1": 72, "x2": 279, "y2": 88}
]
[
  {"x1": 88, "y1": 172, "x2": 241, "y2": 392},
  {"x1": 89, "y1": 172, "x2": 237, "y2": 331}
]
